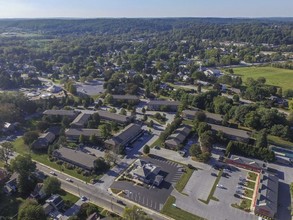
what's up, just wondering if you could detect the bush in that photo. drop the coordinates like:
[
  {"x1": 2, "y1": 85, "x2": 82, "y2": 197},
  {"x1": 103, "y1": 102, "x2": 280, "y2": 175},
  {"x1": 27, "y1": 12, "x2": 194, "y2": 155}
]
[
  {"x1": 226, "y1": 141, "x2": 275, "y2": 162},
  {"x1": 77, "y1": 168, "x2": 83, "y2": 174},
  {"x1": 56, "y1": 160, "x2": 64, "y2": 165}
]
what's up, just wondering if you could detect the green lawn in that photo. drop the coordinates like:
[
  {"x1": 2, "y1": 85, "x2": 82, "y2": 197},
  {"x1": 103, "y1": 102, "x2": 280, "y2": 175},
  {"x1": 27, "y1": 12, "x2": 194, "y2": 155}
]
[
  {"x1": 246, "y1": 180, "x2": 256, "y2": 190},
  {"x1": 247, "y1": 172, "x2": 258, "y2": 181},
  {"x1": 233, "y1": 66, "x2": 293, "y2": 91},
  {"x1": 59, "y1": 189, "x2": 79, "y2": 204},
  {"x1": 12, "y1": 138, "x2": 100, "y2": 182},
  {"x1": 150, "y1": 138, "x2": 164, "y2": 148},
  {"x1": 175, "y1": 167, "x2": 194, "y2": 193},
  {"x1": 268, "y1": 135, "x2": 293, "y2": 150},
  {"x1": 161, "y1": 196, "x2": 205, "y2": 220},
  {"x1": 231, "y1": 198, "x2": 251, "y2": 212},
  {"x1": 244, "y1": 189, "x2": 254, "y2": 198}
]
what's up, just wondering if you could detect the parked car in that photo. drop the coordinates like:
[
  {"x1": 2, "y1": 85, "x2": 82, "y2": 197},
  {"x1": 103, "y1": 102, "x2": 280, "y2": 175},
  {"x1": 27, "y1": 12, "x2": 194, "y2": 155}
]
[
  {"x1": 154, "y1": 146, "x2": 160, "y2": 150},
  {"x1": 66, "y1": 178, "x2": 72, "y2": 182},
  {"x1": 81, "y1": 196, "x2": 87, "y2": 201},
  {"x1": 117, "y1": 200, "x2": 126, "y2": 206},
  {"x1": 211, "y1": 173, "x2": 217, "y2": 177},
  {"x1": 49, "y1": 171, "x2": 56, "y2": 176}
]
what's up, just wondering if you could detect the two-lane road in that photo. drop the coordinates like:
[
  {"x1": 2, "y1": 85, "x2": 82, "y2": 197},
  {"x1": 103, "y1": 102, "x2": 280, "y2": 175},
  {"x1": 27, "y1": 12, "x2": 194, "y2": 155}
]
[{"x1": 36, "y1": 164, "x2": 171, "y2": 220}]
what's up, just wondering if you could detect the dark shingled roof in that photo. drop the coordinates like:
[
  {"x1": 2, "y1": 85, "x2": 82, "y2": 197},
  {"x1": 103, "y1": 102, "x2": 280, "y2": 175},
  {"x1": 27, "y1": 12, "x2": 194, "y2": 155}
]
[{"x1": 148, "y1": 100, "x2": 181, "y2": 106}]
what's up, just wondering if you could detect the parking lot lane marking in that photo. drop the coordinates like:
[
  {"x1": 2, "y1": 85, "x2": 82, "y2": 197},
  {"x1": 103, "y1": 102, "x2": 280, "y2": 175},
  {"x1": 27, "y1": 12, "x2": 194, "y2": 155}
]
[{"x1": 142, "y1": 196, "x2": 145, "y2": 204}]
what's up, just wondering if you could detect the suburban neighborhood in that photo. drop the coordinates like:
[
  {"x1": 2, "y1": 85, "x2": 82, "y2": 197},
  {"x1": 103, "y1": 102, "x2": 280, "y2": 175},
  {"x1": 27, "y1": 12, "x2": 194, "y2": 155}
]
[{"x1": 0, "y1": 16, "x2": 293, "y2": 220}]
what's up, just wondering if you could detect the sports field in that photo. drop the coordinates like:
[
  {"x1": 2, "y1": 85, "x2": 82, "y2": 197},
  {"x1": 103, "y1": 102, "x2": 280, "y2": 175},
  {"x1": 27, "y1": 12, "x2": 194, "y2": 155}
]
[{"x1": 232, "y1": 66, "x2": 293, "y2": 91}]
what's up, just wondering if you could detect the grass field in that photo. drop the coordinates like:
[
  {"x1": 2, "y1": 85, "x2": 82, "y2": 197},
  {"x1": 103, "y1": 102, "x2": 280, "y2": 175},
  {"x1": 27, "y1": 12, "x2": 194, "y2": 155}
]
[
  {"x1": 232, "y1": 66, "x2": 293, "y2": 91},
  {"x1": 175, "y1": 167, "x2": 194, "y2": 193}
]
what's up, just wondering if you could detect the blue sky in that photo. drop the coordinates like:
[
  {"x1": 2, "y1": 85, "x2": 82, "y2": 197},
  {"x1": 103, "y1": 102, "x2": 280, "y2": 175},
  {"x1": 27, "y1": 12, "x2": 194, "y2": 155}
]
[{"x1": 0, "y1": 0, "x2": 292, "y2": 18}]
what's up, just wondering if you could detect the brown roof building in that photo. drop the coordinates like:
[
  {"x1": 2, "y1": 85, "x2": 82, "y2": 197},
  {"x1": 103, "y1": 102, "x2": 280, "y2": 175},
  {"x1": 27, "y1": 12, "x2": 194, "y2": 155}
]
[
  {"x1": 165, "y1": 125, "x2": 191, "y2": 150},
  {"x1": 105, "y1": 123, "x2": 143, "y2": 150}
]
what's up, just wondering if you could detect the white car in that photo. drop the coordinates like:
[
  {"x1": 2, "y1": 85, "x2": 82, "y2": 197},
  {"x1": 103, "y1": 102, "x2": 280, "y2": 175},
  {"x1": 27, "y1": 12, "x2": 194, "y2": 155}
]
[
  {"x1": 66, "y1": 178, "x2": 72, "y2": 182},
  {"x1": 49, "y1": 171, "x2": 56, "y2": 175},
  {"x1": 81, "y1": 196, "x2": 87, "y2": 201}
]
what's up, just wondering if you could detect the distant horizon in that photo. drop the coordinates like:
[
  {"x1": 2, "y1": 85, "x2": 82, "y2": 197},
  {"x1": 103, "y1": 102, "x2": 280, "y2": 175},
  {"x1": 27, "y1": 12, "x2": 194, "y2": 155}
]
[
  {"x1": 0, "y1": 16, "x2": 293, "y2": 20},
  {"x1": 0, "y1": 0, "x2": 292, "y2": 18}
]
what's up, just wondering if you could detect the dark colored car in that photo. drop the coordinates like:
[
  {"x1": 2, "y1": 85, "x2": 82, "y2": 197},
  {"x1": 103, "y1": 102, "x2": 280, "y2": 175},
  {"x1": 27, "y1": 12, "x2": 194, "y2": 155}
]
[{"x1": 117, "y1": 200, "x2": 126, "y2": 206}]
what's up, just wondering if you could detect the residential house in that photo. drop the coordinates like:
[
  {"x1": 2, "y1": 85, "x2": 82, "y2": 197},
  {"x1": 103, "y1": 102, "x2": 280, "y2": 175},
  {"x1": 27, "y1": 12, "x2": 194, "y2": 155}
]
[
  {"x1": 2, "y1": 122, "x2": 15, "y2": 133},
  {"x1": 97, "y1": 110, "x2": 133, "y2": 125},
  {"x1": 131, "y1": 159, "x2": 163, "y2": 186},
  {"x1": 209, "y1": 123, "x2": 251, "y2": 143},
  {"x1": 254, "y1": 173, "x2": 279, "y2": 219},
  {"x1": 70, "y1": 113, "x2": 91, "y2": 128},
  {"x1": 53, "y1": 147, "x2": 96, "y2": 171},
  {"x1": 165, "y1": 126, "x2": 191, "y2": 150},
  {"x1": 65, "y1": 128, "x2": 101, "y2": 142},
  {"x1": 31, "y1": 132, "x2": 56, "y2": 150},
  {"x1": 0, "y1": 168, "x2": 8, "y2": 184},
  {"x1": 43, "y1": 203, "x2": 54, "y2": 215},
  {"x1": 147, "y1": 100, "x2": 180, "y2": 112},
  {"x1": 105, "y1": 123, "x2": 143, "y2": 151},
  {"x1": 46, "y1": 194, "x2": 64, "y2": 210},
  {"x1": 30, "y1": 183, "x2": 46, "y2": 199},
  {"x1": 3, "y1": 172, "x2": 18, "y2": 195},
  {"x1": 204, "y1": 68, "x2": 223, "y2": 78}
]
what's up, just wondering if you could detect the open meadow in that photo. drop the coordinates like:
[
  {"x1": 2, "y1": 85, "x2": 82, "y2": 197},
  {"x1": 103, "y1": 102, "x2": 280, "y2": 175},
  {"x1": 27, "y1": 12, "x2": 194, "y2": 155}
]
[{"x1": 232, "y1": 66, "x2": 293, "y2": 91}]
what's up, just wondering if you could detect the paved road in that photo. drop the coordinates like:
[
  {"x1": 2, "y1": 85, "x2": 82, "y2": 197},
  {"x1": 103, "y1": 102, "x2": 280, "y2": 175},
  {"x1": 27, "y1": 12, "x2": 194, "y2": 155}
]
[{"x1": 36, "y1": 164, "x2": 170, "y2": 220}]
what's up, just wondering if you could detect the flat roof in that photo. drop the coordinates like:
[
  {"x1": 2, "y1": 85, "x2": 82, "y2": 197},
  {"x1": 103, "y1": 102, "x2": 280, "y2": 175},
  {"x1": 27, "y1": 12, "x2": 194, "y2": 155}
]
[
  {"x1": 97, "y1": 110, "x2": 131, "y2": 123},
  {"x1": 65, "y1": 128, "x2": 101, "y2": 137},
  {"x1": 112, "y1": 95, "x2": 139, "y2": 100},
  {"x1": 53, "y1": 147, "x2": 96, "y2": 170},
  {"x1": 182, "y1": 110, "x2": 223, "y2": 122},
  {"x1": 43, "y1": 110, "x2": 77, "y2": 117}
]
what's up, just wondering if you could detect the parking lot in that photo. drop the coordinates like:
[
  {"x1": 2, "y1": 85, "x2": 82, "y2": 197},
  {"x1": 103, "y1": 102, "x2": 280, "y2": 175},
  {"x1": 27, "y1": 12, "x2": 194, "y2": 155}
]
[
  {"x1": 76, "y1": 80, "x2": 105, "y2": 96},
  {"x1": 111, "y1": 155, "x2": 183, "y2": 211},
  {"x1": 214, "y1": 167, "x2": 250, "y2": 206},
  {"x1": 172, "y1": 165, "x2": 258, "y2": 220}
]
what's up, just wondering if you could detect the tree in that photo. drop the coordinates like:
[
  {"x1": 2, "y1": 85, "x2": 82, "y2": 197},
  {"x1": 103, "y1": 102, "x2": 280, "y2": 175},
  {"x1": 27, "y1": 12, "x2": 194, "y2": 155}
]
[
  {"x1": 100, "y1": 124, "x2": 111, "y2": 139},
  {"x1": 141, "y1": 107, "x2": 146, "y2": 114},
  {"x1": 11, "y1": 155, "x2": 36, "y2": 176},
  {"x1": 23, "y1": 131, "x2": 39, "y2": 146},
  {"x1": 18, "y1": 199, "x2": 46, "y2": 220},
  {"x1": 43, "y1": 177, "x2": 61, "y2": 195},
  {"x1": 104, "y1": 150, "x2": 118, "y2": 164},
  {"x1": 143, "y1": 145, "x2": 150, "y2": 155},
  {"x1": 120, "y1": 108, "x2": 127, "y2": 115},
  {"x1": 94, "y1": 157, "x2": 109, "y2": 173},
  {"x1": 123, "y1": 205, "x2": 152, "y2": 220},
  {"x1": 36, "y1": 121, "x2": 50, "y2": 132},
  {"x1": 0, "y1": 141, "x2": 13, "y2": 165},
  {"x1": 77, "y1": 202, "x2": 99, "y2": 219},
  {"x1": 79, "y1": 134, "x2": 85, "y2": 143},
  {"x1": 11, "y1": 155, "x2": 36, "y2": 195},
  {"x1": 199, "y1": 131, "x2": 214, "y2": 152},
  {"x1": 255, "y1": 129, "x2": 268, "y2": 148},
  {"x1": 189, "y1": 144, "x2": 201, "y2": 157}
]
